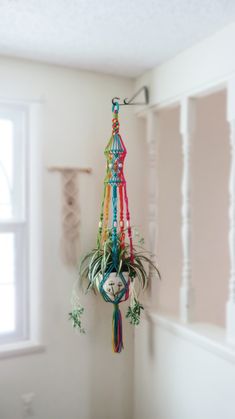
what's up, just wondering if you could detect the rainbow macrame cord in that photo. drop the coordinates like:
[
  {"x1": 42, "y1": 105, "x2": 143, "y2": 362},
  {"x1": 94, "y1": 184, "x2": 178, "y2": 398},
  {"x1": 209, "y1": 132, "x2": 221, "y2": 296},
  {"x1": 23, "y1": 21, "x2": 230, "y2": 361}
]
[{"x1": 97, "y1": 103, "x2": 134, "y2": 353}]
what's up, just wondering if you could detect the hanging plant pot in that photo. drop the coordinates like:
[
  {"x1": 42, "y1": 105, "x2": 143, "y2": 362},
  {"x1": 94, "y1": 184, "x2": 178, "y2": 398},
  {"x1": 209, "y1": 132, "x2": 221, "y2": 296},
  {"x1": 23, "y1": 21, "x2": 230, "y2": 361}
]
[
  {"x1": 98, "y1": 270, "x2": 129, "y2": 304},
  {"x1": 69, "y1": 101, "x2": 160, "y2": 352}
]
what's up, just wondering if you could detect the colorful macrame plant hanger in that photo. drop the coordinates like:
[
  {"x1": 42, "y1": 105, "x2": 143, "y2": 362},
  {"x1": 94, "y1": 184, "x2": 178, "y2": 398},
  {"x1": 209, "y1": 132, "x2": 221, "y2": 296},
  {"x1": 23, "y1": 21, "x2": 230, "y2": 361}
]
[{"x1": 97, "y1": 102, "x2": 134, "y2": 353}]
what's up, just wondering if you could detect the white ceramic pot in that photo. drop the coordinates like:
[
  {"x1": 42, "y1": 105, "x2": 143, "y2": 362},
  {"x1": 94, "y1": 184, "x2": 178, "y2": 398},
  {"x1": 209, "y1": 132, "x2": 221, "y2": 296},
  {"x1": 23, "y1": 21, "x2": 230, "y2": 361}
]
[{"x1": 97, "y1": 271, "x2": 129, "y2": 302}]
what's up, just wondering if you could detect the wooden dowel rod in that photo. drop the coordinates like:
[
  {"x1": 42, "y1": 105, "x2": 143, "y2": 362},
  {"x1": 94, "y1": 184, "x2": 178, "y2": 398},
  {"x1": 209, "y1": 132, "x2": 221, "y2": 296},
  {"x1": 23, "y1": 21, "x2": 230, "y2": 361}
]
[{"x1": 48, "y1": 166, "x2": 92, "y2": 174}]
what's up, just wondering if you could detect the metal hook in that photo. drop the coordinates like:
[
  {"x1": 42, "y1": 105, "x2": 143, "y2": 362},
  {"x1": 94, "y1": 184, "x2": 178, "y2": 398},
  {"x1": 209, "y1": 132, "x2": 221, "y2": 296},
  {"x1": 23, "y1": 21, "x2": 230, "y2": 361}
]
[
  {"x1": 111, "y1": 86, "x2": 149, "y2": 107},
  {"x1": 112, "y1": 97, "x2": 120, "y2": 106}
]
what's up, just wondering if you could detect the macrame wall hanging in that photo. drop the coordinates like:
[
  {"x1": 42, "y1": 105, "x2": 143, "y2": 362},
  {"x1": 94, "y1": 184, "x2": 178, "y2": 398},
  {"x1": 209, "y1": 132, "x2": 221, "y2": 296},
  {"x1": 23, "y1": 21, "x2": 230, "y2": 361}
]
[
  {"x1": 48, "y1": 166, "x2": 91, "y2": 266},
  {"x1": 69, "y1": 87, "x2": 160, "y2": 353}
]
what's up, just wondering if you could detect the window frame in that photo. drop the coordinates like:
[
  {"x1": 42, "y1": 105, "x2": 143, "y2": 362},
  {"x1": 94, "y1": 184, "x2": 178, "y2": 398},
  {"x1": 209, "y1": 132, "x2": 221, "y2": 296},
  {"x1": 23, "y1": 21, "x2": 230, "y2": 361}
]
[{"x1": 0, "y1": 104, "x2": 29, "y2": 345}]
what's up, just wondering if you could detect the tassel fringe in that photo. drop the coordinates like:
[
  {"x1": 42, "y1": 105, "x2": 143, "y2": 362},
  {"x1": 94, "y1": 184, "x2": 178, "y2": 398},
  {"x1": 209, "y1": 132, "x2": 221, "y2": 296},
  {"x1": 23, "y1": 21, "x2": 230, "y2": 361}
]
[{"x1": 112, "y1": 304, "x2": 123, "y2": 353}]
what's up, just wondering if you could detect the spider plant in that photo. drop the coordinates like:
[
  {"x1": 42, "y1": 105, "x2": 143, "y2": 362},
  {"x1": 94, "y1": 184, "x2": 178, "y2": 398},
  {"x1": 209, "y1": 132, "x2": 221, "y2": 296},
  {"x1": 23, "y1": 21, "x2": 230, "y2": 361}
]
[
  {"x1": 78, "y1": 228, "x2": 160, "y2": 295},
  {"x1": 69, "y1": 228, "x2": 160, "y2": 330}
]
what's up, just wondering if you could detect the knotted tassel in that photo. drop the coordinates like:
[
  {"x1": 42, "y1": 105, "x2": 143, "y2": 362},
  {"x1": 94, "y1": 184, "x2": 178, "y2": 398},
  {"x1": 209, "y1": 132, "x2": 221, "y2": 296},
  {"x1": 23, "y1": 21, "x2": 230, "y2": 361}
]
[{"x1": 112, "y1": 304, "x2": 123, "y2": 353}]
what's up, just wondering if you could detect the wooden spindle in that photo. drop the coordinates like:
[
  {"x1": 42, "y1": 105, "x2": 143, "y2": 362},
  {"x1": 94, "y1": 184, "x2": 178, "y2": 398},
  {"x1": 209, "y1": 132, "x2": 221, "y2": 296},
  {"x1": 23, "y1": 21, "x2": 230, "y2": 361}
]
[
  {"x1": 146, "y1": 110, "x2": 158, "y2": 292},
  {"x1": 180, "y1": 98, "x2": 195, "y2": 323},
  {"x1": 226, "y1": 78, "x2": 235, "y2": 344}
]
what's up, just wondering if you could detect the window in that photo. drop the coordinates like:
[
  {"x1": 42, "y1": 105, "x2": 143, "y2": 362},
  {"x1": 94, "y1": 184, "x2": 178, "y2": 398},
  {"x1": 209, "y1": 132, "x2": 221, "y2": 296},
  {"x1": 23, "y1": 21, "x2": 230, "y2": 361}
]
[{"x1": 0, "y1": 105, "x2": 28, "y2": 344}]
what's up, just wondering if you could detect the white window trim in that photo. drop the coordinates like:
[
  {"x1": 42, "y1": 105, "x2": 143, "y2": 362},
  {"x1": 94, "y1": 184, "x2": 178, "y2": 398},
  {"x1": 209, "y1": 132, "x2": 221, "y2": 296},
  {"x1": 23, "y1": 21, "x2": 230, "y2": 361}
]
[
  {"x1": 0, "y1": 222, "x2": 27, "y2": 345},
  {"x1": 0, "y1": 101, "x2": 45, "y2": 357},
  {"x1": 0, "y1": 341, "x2": 45, "y2": 359},
  {"x1": 0, "y1": 105, "x2": 29, "y2": 345}
]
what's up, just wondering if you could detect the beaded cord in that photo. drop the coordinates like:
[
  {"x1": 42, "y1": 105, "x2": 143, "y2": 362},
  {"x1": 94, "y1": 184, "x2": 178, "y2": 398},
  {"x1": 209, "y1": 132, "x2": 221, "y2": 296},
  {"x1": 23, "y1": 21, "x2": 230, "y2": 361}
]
[
  {"x1": 97, "y1": 101, "x2": 133, "y2": 261},
  {"x1": 96, "y1": 102, "x2": 135, "y2": 353}
]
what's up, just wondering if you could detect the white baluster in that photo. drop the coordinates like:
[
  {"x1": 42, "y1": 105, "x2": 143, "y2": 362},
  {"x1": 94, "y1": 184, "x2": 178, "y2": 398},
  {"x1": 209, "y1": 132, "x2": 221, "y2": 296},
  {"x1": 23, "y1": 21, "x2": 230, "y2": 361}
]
[
  {"x1": 226, "y1": 78, "x2": 235, "y2": 344},
  {"x1": 180, "y1": 98, "x2": 195, "y2": 323},
  {"x1": 146, "y1": 110, "x2": 158, "y2": 291}
]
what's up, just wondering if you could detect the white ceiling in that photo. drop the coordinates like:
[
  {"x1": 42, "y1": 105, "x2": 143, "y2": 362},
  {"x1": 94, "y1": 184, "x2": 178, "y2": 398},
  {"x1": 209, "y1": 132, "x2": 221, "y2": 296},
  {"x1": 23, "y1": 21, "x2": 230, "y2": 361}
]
[{"x1": 0, "y1": 0, "x2": 235, "y2": 78}]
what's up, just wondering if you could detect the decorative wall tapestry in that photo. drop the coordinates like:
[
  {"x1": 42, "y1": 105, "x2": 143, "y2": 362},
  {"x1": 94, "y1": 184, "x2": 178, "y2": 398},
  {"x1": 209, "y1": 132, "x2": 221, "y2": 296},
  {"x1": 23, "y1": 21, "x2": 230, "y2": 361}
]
[
  {"x1": 48, "y1": 166, "x2": 91, "y2": 266},
  {"x1": 69, "y1": 96, "x2": 160, "y2": 353}
]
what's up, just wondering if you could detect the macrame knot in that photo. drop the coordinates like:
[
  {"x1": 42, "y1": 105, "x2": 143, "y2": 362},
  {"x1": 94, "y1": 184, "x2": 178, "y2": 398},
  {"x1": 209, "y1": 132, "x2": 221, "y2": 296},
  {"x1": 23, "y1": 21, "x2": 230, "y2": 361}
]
[
  {"x1": 112, "y1": 117, "x2": 119, "y2": 135},
  {"x1": 61, "y1": 169, "x2": 80, "y2": 265}
]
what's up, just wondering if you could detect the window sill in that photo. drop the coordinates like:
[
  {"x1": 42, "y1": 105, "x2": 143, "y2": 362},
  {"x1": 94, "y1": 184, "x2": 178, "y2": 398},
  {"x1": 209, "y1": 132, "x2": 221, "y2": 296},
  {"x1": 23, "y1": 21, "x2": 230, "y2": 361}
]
[
  {"x1": 0, "y1": 340, "x2": 45, "y2": 359},
  {"x1": 146, "y1": 311, "x2": 235, "y2": 364}
]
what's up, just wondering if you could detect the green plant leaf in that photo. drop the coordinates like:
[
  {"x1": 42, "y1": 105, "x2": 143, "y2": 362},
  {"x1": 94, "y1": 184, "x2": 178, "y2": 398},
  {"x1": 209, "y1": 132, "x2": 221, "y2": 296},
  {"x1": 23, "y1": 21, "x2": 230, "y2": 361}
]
[
  {"x1": 69, "y1": 307, "x2": 85, "y2": 333},
  {"x1": 126, "y1": 298, "x2": 144, "y2": 326}
]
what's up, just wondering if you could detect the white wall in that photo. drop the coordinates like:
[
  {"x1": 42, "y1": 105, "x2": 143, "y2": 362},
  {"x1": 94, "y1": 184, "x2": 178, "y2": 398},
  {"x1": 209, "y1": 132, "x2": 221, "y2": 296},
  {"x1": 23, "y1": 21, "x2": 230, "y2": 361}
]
[
  {"x1": 134, "y1": 316, "x2": 235, "y2": 419},
  {"x1": 0, "y1": 56, "x2": 147, "y2": 419},
  {"x1": 153, "y1": 106, "x2": 182, "y2": 317},
  {"x1": 135, "y1": 21, "x2": 235, "y2": 107},
  {"x1": 134, "y1": 21, "x2": 235, "y2": 419},
  {"x1": 192, "y1": 91, "x2": 229, "y2": 327}
]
